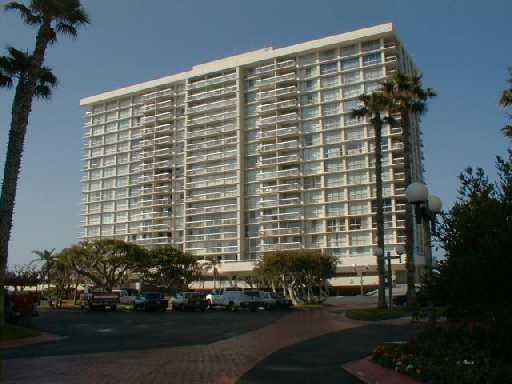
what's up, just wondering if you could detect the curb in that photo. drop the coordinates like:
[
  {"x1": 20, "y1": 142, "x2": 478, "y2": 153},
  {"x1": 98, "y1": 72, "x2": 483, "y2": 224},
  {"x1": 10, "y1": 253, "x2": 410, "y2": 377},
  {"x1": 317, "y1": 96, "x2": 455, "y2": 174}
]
[
  {"x1": 0, "y1": 332, "x2": 65, "y2": 349},
  {"x1": 342, "y1": 356, "x2": 421, "y2": 384}
]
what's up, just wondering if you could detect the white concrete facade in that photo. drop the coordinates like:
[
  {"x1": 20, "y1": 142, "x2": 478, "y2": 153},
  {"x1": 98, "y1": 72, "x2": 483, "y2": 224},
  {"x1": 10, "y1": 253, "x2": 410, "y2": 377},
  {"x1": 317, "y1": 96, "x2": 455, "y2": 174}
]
[{"x1": 80, "y1": 23, "x2": 428, "y2": 286}]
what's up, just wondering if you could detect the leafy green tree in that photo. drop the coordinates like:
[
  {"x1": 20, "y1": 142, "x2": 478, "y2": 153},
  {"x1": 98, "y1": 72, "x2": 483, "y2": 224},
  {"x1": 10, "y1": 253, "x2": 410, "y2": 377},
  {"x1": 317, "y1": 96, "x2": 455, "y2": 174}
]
[
  {"x1": 425, "y1": 151, "x2": 512, "y2": 332},
  {"x1": 4, "y1": 263, "x2": 41, "y2": 291},
  {"x1": 352, "y1": 92, "x2": 394, "y2": 309},
  {"x1": 255, "y1": 250, "x2": 336, "y2": 305},
  {"x1": 137, "y1": 246, "x2": 199, "y2": 292},
  {"x1": 500, "y1": 67, "x2": 512, "y2": 138},
  {"x1": 0, "y1": 0, "x2": 89, "y2": 325},
  {"x1": 32, "y1": 248, "x2": 56, "y2": 299},
  {"x1": 382, "y1": 72, "x2": 436, "y2": 305},
  {"x1": 64, "y1": 240, "x2": 145, "y2": 291}
]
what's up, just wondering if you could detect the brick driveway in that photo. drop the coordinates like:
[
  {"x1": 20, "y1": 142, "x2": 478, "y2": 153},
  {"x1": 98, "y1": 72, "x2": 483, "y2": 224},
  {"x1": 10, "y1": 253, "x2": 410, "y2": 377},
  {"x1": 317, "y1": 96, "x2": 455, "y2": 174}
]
[{"x1": 2, "y1": 309, "x2": 365, "y2": 384}]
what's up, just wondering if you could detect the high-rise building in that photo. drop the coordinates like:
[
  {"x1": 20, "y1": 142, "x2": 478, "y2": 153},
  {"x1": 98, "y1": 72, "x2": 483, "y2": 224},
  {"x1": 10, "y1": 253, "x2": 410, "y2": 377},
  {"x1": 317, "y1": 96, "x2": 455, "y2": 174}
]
[{"x1": 80, "y1": 23, "x2": 428, "y2": 288}]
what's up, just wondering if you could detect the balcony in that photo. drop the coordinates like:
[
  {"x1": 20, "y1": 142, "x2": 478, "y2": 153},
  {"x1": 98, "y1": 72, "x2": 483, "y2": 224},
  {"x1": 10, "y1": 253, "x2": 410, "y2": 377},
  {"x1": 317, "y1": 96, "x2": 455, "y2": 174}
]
[
  {"x1": 187, "y1": 123, "x2": 237, "y2": 139},
  {"x1": 187, "y1": 232, "x2": 238, "y2": 241},
  {"x1": 140, "y1": 198, "x2": 172, "y2": 208},
  {"x1": 186, "y1": 149, "x2": 237, "y2": 164},
  {"x1": 187, "y1": 136, "x2": 237, "y2": 151},
  {"x1": 186, "y1": 176, "x2": 238, "y2": 189},
  {"x1": 258, "y1": 139, "x2": 298, "y2": 153},
  {"x1": 186, "y1": 217, "x2": 238, "y2": 228},
  {"x1": 257, "y1": 126, "x2": 299, "y2": 140},
  {"x1": 188, "y1": 85, "x2": 237, "y2": 102},
  {"x1": 256, "y1": 168, "x2": 300, "y2": 181},
  {"x1": 187, "y1": 163, "x2": 237, "y2": 176},
  {"x1": 186, "y1": 204, "x2": 237, "y2": 215},
  {"x1": 258, "y1": 197, "x2": 300, "y2": 208},
  {"x1": 257, "y1": 112, "x2": 298, "y2": 127},
  {"x1": 260, "y1": 242, "x2": 301, "y2": 251},
  {"x1": 187, "y1": 111, "x2": 237, "y2": 127},
  {"x1": 257, "y1": 154, "x2": 299, "y2": 167},
  {"x1": 255, "y1": 72, "x2": 296, "y2": 88},
  {"x1": 188, "y1": 73, "x2": 237, "y2": 90},
  {"x1": 259, "y1": 182, "x2": 300, "y2": 194},
  {"x1": 253, "y1": 60, "x2": 295, "y2": 76},
  {"x1": 259, "y1": 211, "x2": 302, "y2": 222},
  {"x1": 260, "y1": 227, "x2": 301, "y2": 236},
  {"x1": 257, "y1": 86, "x2": 297, "y2": 101},
  {"x1": 188, "y1": 99, "x2": 237, "y2": 114},
  {"x1": 257, "y1": 99, "x2": 297, "y2": 114},
  {"x1": 187, "y1": 190, "x2": 238, "y2": 202}
]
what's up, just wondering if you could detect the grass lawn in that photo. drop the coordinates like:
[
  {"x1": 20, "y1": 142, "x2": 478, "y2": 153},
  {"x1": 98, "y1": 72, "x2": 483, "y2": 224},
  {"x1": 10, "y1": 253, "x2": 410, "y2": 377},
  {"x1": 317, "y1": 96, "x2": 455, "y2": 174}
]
[
  {"x1": 39, "y1": 299, "x2": 80, "y2": 310},
  {"x1": 0, "y1": 324, "x2": 41, "y2": 342},
  {"x1": 345, "y1": 307, "x2": 411, "y2": 321}
]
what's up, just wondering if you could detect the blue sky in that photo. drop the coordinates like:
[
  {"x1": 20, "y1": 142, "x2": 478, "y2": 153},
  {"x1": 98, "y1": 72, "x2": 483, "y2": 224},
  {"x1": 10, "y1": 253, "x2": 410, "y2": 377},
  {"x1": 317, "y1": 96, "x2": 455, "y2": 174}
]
[{"x1": 0, "y1": 0, "x2": 510, "y2": 266}]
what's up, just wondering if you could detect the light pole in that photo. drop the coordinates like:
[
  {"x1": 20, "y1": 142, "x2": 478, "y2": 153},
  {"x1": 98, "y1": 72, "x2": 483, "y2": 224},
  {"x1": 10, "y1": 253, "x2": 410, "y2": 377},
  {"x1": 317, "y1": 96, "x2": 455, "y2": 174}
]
[
  {"x1": 375, "y1": 246, "x2": 404, "y2": 310},
  {"x1": 405, "y1": 182, "x2": 443, "y2": 302},
  {"x1": 352, "y1": 264, "x2": 369, "y2": 296}
]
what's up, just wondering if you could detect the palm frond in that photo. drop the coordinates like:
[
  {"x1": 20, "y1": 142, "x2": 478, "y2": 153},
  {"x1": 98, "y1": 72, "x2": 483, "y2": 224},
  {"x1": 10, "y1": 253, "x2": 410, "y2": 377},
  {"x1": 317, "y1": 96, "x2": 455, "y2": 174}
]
[
  {"x1": 500, "y1": 89, "x2": 512, "y2": 108},
  {"x1": 0, "y1": 73, "x2": 14, "y2": 89},
  {"x1": 4, "y1": 1, "x2": 42, "y2": 25},
  {"x1": 56, "y1": 22, "x2": 77, "y2": 37},
  {"x1": 34, "y1": 84, "x2": 52, "y2": 99},
  {"x1": 501, "y1": 125, "x2": 512, "y2": 138},
  {"x1": 38, "y1": 66, "x2": 58, "y2": 88}
]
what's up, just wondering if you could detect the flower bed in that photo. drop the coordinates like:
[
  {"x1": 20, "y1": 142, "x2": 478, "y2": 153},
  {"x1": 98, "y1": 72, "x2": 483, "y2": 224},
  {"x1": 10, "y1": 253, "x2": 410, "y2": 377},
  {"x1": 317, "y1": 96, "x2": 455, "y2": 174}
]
[{"x1": 372, "y1": 324, "x2": 512, "y2": 383}]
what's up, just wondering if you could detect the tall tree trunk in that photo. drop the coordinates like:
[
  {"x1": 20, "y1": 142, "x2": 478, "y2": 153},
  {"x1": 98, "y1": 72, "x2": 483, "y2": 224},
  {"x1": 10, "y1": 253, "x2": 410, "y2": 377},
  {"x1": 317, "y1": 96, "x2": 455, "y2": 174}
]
[
  {"x1": 373, "y1": 114, "x2": 387, "y2": 309},
  {"x1": 401, "y1": 110, "x2": 417, "y2": 306},
  {"x1": 0, "y1": 20, "x2": 53, "y2": 326}
]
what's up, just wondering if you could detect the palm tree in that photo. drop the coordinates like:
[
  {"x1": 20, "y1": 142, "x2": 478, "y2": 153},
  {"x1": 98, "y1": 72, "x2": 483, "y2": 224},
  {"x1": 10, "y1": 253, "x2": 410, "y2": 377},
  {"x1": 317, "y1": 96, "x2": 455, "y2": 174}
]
[
  {"x1": 499, "y1": 68, "x2": 512, "y2": 138},
  {"x1": 381, "y1": 72, "x2": 436, "y2": 306},
  {"x1": 352, "y1": 92, "x2": 394, "y2": 309},
  {"x1": 0, "y1": 1, "x2": 89, "y2": 323},
  {"x1": 32, "y1": 248, "x2": 56, "y2": 304}
]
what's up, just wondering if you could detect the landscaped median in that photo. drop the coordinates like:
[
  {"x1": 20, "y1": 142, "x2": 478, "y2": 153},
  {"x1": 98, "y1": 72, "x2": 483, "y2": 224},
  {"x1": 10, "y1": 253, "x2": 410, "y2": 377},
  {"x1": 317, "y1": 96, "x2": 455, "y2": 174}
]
[
  {"x1": 0, "y1": 324, "x2": 40, "y2": 342},
  {"x1": 344, "y1": 322, "x2": 512, "y2": 384}
]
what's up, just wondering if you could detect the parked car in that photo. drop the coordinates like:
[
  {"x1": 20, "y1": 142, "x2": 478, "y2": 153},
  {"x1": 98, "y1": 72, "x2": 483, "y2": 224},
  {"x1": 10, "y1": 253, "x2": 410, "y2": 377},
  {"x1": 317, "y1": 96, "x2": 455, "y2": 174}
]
[
  {"x1": 113, "y1": 288, "x2": 138, "y2": 305},
  {"x1": 133, "y1": 292, "x2": 168, "y2": 312},
  {"x1": 3, "y1": 289, "x2": 38, "y2": 324},
  {"x1": 80, "y1": 287, "x2": 119, "y2": 311},
  {"x1": 206, "y1": 287, "x2": 249, "y2": 311},
  {"x1": 171, "y1": 292, "x2": 207, "y2": 312}
]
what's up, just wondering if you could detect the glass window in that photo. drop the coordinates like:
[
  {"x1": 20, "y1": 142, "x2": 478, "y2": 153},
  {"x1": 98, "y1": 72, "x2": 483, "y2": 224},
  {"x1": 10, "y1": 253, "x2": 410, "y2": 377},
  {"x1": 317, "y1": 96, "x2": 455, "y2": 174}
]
[
  {"x1": 325, "y1": 159, "x2": 343, "y2": 173},
  {"x1": 363, "y1": 53, "x2": 382, "y2": 66},
  {"x1": 341, "y1": 58, "x2": 359, "y2": 71},
  {"x1": 364, "y1": 67, "x2": 384, "y2": 81},
  {"x1": 320, "y1": 62, "x2": 338, "y2": 75},
  {"x1": 303, "y1": 106, "x2": 320, "y2": 119},
  {"x1": 323, "y1": 116, "x2": 341, "y2": 130},
  {"x1": 323, "y1": 102, "x2": 340, "y2": 116},
  {"x1": 321, "y1": 76, "x2": 338, "y2": 88},
  {"x1": 326, "y1": 189, "x2": 344, "y2": 201},
  {"x1": 343, "y1": 84, "x2": 362, "y2": 99},
  {"x1": 341, "y1": 45, "x2": 357, "y2": 57},
  {"x1": 361, "y1": 39, "x2": 381, "y2": 52},
  {"x1": 342, "y1": 71, "x2": 361, "y2": 85},
  {"x1": 322, "y1": 89, "x2": 339, "y2": 102}
]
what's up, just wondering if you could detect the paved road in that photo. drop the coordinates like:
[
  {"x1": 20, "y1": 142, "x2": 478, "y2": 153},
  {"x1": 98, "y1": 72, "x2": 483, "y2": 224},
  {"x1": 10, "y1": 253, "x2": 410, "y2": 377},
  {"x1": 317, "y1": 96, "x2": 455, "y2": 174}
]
[
  {"x1": 238, "y1": 323, "x2": 418, "y2": 384},
  {"x1": 4, "y1": 308, "x2": 289, "y2": 359},
  {"x1": 2, "y1": 307, "x2": 418, "y2": 383}
]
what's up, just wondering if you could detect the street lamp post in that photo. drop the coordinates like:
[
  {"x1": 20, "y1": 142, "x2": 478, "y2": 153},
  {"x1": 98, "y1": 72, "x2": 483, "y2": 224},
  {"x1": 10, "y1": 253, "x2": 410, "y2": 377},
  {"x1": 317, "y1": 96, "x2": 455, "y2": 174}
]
[
  {"x1": 405, "y1": 182, "x2": 443, "y2": 303},
  {"x1": 375, "y1": 246, "x2": 404, "y2": 310}
]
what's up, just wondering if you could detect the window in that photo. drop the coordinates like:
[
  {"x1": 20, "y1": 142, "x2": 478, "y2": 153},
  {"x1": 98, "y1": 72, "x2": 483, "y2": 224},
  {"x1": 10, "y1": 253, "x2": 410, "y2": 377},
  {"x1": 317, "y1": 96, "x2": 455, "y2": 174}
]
[
  {"x1": 346, "y1": 127, "x2": 364, "y2": 140},
  {"x1": 346, "y1": 142, "x2": 366, "y2": 155},
  {"x1": 300, "y1": 54, "x2": 316, "y2": 65},
  {"x1": 324, "y1": 130, "x2": 341, "y2": 144},
  {"x1": 363, "y1": 53, "x2": 382, "y2": 66},
  {"x1": 325, "y1": 159, "x2": 343, "y2": 173},
  {"x1": 302, "y1": 67, "x2": 315, "y2": 78},
  {"x1": 301, "y1": 93, "x2": 317, "y2": 105},
  {"x1": 304, "y1": 148, "x2": 321, "y2": 160},
  {"x1": 321, "y1": 76, "x2": 338, "y2": 88},
  {"x1": 303, "y1": 79, "x2": 317, "y2": 91},
  {"x1": 326, "y1": 203, "x2": 344, "y2": 216},
  {"x1": 364, "y1": 67, "x2": 384, "y2": 81},
  {"x1": 323, "y1": 102, "x2": 340, "y2": 116},
  {"x1": 342, "y1": 71, "x2": 361, "y2": 85},
  {"x1": 343, "y1": 99, "x2": 361, "y2": 113},
  {"x1": 303, "y1": 161, "x2": 322, "y2": 174},
  {"x1": 305, "y1": 205, "x2": 323, "y2": 218},
  {"x1": 322, "y1": 89, "x2": 339, "y2": 102},
  {"x1": 303, "y1": 133, "x2": 320, "y2": 146},
  {"x1": 349, "y1": 186, "x2": 368, "y2": 200},
  {"x1": 304, "y1": 176, "x2": 321, "y2": 189},
  {"x1": 349, "y1": 217, "x2": 362, "y2": 230},
  {"x1": 365, "y1": 82, "x2": 382, "y2": 94},
  {"x1": 326, "y1": 189, "x2": 344, "y2": 201},
  {"x1": 324, "y1": 145, "x2": 342, "y2": 158},
  {"x1": 320, "y1": 62, "x2": 337, "y2": 75},
  {"x1": 325, "y1": 174, "x2": 343, "y2": 187},
  {"x1": 361, "y1": 39, "x2": 381, "y2": 52},
  {"x1": 350, "y1": 201, "x2": 368, "y2": 215},
  {"x1": 303, "y1": 119, "x2": 321, "y2": 133},
  {"x1": 343, "y1": 84, "x2": 363, "y2": 99},
  {"x1": 351, "y1": 232, "x2": 369, "y2": 245},
  {"x1": 320, "y1": 49, "x2": 336, "y2": 61},
  {"x1": 305, "y1": 191, "x2": 322, "y2": 203},
  {"x1": 347, "y1": 157, "x2": 366, "y2": 170},
  {"x1": 327, "y1": 218, "x2": 345, "y2": 232},
  {"x1": 323, "y1": 116, "x2": 341, "y2": 130},
  {"x1": 348, "y1": 171, "x2": 368, "y2": 184},
  {"x1": 303, "y1": 106, "x2": 320, "y2": 119},
  {"x1": 341, "y1": 58, "x2": 359, "y2": 71},
  {"x1": 341, "y1": 45, "x2": 357, "y2": 57}
]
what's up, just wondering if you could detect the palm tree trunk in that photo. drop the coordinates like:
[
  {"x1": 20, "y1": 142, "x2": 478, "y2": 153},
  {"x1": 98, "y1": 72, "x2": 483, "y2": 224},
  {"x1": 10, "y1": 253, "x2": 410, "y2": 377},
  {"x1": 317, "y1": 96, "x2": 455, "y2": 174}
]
[
  {"x1": 0, "y1": 20, "x2": 53, "y2": 326},
  {"x1": 401, "y1": 110, "x2": 417, "y2": 306},
  {"x1": 373, "y1": 114, "x2": 387, "y2": 309}
]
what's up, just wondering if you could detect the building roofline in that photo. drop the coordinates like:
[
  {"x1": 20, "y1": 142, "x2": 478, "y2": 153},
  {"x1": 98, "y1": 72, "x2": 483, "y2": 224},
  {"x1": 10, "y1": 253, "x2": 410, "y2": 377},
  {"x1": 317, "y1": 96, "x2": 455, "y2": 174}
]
[{"x1": 80, "y1": 22, "x2": 395, "y2": 106}]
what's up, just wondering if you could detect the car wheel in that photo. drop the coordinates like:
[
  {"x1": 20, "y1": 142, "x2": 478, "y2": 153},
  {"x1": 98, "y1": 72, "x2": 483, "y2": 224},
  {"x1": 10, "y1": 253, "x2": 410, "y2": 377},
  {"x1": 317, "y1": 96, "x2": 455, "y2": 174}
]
[{"x1": 207, "y1": 299, "x2": 213, "y2": 310}]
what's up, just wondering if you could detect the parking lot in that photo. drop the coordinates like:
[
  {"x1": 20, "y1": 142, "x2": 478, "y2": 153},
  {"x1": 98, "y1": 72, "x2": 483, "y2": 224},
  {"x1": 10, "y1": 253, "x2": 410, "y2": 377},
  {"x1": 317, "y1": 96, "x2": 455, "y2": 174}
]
[{"x1": 4, "y1": 308, "x2": 290, "y2": 360}]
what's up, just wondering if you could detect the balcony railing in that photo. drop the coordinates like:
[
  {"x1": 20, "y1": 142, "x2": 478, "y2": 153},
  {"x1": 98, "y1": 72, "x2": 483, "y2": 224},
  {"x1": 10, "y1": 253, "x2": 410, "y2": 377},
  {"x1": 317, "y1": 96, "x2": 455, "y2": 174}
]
[
  {"x1": 188, "y1": 99, "x2": 237, "y2": 114},
  {"x1": 259, "y1": 182, "x2": 301, "y2": 193},
  {"x1": 187, "y1": 136, "x2": 237, "y2": 151},
  {"x1": 187, "y1": 111, "x2": 237, "y2": 127},
  {"x1": 186, "y1": 176, "x2": 238, "y2": 189},
  {"x1": 258, "y1": 197, "x2": 300, "y2": 208},
  {"x1": 257, "y1": 99, "x2": 297, "y2": 114},
  {"x1": 257, "y1": 86, "x2": 297, "y2": 101},
  {"x1": 257, "y1": 112, "x2": 298, "y2": 126},
  {"x1": 187, "y1": 123, "x2": 237, "y2": 139},
  {"x1": 188, "y1": 85, "x2": 237, "y2": 102},
  {"x1": 256, "y1": 168, "x2": 300, "y2": 181},
  {"x1": 255, "y1": 72, "x2": 296, "y2": 88},
  {"x1": 187, "y1": 163, "x2": 237, "y2": 176},
  {"x1": 257, "y1": 126, "x2": 299, "y2": 140},
  {"x1": 260, "y1": 227, "x2": 301, "y2": 236},
  {"x1": 258, "y1": 139, "x2": 298, "y2": 152},
  {"x1": 188, "y1": 73, "x2": 237, "y2": 90}
]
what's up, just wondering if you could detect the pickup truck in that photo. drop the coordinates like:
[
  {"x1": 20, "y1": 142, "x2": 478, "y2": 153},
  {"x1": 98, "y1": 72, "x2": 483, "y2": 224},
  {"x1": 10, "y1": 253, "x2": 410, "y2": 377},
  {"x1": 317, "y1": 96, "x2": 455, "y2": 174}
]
[
  {"x1": 114, "y1": 288, "x2": 138, "y2": 305},
  {"x1": 171, "y1": 292, "x2": 207, "y2": 312},
  {"x1": 80, "y1": 287, "x2": 119, "y2": 311},
  {"x1": 206, "y1": 287, "x2": 254, "y2": 311}
]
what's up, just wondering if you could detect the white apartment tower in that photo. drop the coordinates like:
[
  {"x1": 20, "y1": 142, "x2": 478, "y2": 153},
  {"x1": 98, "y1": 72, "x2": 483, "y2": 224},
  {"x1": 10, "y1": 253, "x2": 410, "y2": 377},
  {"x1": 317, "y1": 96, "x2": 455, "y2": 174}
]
[{"x1": 80, "y1": 23, "x2": 428, "y2": 287}]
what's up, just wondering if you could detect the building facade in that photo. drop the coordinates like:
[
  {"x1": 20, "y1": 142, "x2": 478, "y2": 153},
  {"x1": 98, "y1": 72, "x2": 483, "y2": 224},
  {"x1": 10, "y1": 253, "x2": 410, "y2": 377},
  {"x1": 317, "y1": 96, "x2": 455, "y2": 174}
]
[{"x1": 80, "y1": 23, "x2": 428, "y2": 287}]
